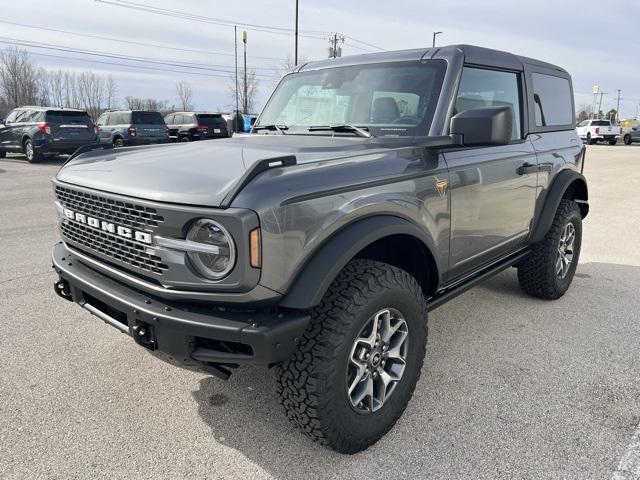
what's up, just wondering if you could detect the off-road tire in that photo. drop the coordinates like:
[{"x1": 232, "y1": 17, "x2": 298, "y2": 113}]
[
  {"x1": 113, "y1": 137, "x2": 124, "y2": 148},
  {"x1": 608, "y1": 138, "x2": 617, "y2": 146},
  {"x1": 277, "y1": 259, "x2": 428, "y2": 454},
  {"x1": 624, "y1": 134, "x2": 632, "y2": 145},
  {"x1": 517, "y1": 199, "x2": 582, "y2": 299}
]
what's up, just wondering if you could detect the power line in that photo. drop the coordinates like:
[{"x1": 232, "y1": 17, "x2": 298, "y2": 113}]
[
  {"x1": 0, "y1": 19, "x2": 288, "y2": 62},
  {"x1": 93, "y1": 0, "x2": 329, "y2": 39},
  {"x1": 92, "y1": 0, "x2": 386, "y2": 52},
  {"x1": 0, "y1": 38, "x2": 279, "y2": 78}
]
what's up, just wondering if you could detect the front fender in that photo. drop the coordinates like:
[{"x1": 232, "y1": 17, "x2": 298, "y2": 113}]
[{"x1": 279, "y1": 215, "x2": 436, "y2": 309}]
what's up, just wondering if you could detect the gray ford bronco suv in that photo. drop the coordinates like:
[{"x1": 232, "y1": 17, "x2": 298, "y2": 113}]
[{"x1": 52, "y1": 45, "x2": 588, "y2": 453}]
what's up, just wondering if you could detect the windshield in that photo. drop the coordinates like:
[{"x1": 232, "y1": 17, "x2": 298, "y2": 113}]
[
  {"x1": 196, "y1": 114, "x2": 226, "y2": 126},
  {"x1": 257, "y1": 60, "x2": 446, "y2": 137}
]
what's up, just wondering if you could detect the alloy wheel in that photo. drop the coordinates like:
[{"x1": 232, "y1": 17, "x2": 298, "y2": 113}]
[
  {"x1": 347, "y1": 308, "x2": 409, "y2": 413},
  {"x1": 556, "y1": 222, "x2": 576, "y2": 279}
]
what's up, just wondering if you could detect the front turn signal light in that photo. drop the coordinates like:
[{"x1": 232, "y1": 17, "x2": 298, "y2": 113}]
[{"x1": 250, "y1": 228, "x2": 261, "y2": 268}]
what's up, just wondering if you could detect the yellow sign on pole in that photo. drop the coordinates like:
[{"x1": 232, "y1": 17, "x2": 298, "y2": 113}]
[{"x1": 242, "y1": 31, "x2": 248, "y2": 44}]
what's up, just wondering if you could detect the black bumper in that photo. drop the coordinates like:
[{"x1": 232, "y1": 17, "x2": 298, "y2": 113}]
[
  {"x1": 36, "y1": 140, "x2": 100, "y2": 154},
  {"x1": 51, "y1": 243, "x2": 309, "y2": 377}
]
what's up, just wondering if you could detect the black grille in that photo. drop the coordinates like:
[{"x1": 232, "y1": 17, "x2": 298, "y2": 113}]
[
  {"x1": 55, "y1": 186, "x2": 164, "y2": 230},
  {"x1": 60, "y1": 221, "x2": 168, "y2": 274}
]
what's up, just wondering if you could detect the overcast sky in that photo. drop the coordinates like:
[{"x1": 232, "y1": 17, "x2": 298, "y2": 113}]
[{"x1": 2, "y1": 0, "x2": 638, "y2": 118}]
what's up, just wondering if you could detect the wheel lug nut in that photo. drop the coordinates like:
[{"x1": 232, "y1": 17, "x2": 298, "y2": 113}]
[{"x1": 364, "y1": 353, "x2": 370, "y2": 359}]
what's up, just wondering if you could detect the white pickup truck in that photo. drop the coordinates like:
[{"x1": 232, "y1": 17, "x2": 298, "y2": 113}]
[{"x1": 576, "y1": 119, "x2": 621, "y2": 145}]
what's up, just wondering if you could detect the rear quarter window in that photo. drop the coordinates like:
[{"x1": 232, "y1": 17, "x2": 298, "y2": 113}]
[{"x1": 531, "y1": 73, "x2": 573, "y2": 127}]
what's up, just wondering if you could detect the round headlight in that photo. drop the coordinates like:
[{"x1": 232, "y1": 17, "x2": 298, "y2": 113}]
[{"x1": 186, "y1": 219, "x2": 236, "y2": 280}]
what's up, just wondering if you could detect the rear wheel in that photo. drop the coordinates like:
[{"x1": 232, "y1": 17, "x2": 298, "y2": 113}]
[
  {"x1": 180, "y1": 135, "x2": 191, "y2": 142},
  {"x1": 0, "y1": 149, "x2": 6, "y2": 158},
  {"x1": 517, "y1": 199, "x2": 582, "y2": 299},
  {"x1": 278, "y1": 259, "x2": 428, "y2": 454},
  {"x1": 113, "y1": 137, "x2": 124, "y2": 148},
  {"x1": 608, "y1": 138, "x2": 617, "y2": 146},
  {"x1": 624, "y1": 134, "x2": 632, "y2": 145},
  {"x1": 586, "y1": 133, "x2": 595, "y2": 145},
  {"x1": 23, "y1": 139, "x2": 40, "y2": 163}
]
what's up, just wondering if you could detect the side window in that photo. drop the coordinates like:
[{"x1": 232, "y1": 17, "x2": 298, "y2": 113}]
[
  {"x1": 97, "y1": 113, "x2": 108, "y2": 126},
  {"x1": 5, "y1": 110, "x2": 19, "y2": 123},
  {"x1": 531, "y1": 73, "x2": 573, "y2": 127},
  {"x1": 577, "y1": 120, "x2": 587, "y2": 128},
  {"x1": 183, "y1": 114, "x2": 194, "y2": 124},
  {"x1": 165, "y1": 114, "x2": 174, "y2": 125},
  {"x1": 455, "y1": 67, "x2": 522, "y2": 141},
  {"x1": 14, "y1": 110, "x2": 28, "y2": 123}
]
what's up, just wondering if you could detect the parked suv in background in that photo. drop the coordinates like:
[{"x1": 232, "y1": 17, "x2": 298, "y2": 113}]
[
  {"x1": 0, "y1": 107, "x2": 98, "y2": 162},
  {"x1": 96, "y1": 110, "x2": 168, "y2": 147},
  {"x1": 623, "y1": 126, "x2": 640, "y2": 145},
  {"x1": 52, "y1": 45, "x2": 588, "y2": 453},
  {"x1": 164, "y1": 112, "x2": 229, "y2": 142}
]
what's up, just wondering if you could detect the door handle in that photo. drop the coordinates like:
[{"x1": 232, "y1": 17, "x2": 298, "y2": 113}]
[{"x1": 517, "y1": 162, "x2": 539, "y2": 175}]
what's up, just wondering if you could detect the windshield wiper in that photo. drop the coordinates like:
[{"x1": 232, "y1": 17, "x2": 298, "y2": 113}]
[
  {"x1": 307, "y1": 124, "x2": 373, "y2": 138},
  {"x1": 253, "y1": 124, "x2": 288, "y2": 135}
]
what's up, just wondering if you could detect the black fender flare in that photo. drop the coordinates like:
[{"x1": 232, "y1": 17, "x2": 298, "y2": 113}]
[
  {"x1": 279, "y1": 215, "x2": 437, "y2": 310},
  {"x1": 530, "y1": 169, "x2": 588, "y2": 243}
]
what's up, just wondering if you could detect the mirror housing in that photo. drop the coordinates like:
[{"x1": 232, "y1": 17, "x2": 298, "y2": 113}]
[{"x1": 450, "y1": 106, "x2": 513, "y2": 147}]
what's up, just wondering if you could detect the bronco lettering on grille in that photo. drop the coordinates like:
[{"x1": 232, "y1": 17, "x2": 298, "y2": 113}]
[{"x1": 62, "y1": 207, "x2": 152, "y2": 244}]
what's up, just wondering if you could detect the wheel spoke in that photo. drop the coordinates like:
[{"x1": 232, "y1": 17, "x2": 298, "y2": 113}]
[{"x1": 351, "y1": 376, "x2": 373, "y2": 409}]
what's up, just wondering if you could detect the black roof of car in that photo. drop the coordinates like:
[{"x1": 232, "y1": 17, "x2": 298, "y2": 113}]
[{"x1": 297, "y1": 44, "x2": 567, "y2": 74}]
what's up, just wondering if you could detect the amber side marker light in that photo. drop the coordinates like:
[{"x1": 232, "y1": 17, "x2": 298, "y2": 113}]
[{"x1": 250, "y1": 228, "x2": 261, "y2": 268}]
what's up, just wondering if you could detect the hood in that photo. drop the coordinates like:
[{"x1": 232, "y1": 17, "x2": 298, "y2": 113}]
[{"x1": 56, "y1": 135, "x2": 382, "y2": 207}]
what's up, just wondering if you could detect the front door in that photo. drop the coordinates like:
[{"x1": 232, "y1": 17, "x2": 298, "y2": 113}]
[{"x1": 444, "y1": 67, "x2": 538, "y2": 281}]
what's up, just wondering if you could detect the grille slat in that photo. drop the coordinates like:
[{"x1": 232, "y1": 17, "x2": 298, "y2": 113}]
[
  {"x1": 55, "y1": 186, "x2": 164, "y2": 230},
  {"x1": 55, "y1": 186, "x2": 168, "y2": 275}
]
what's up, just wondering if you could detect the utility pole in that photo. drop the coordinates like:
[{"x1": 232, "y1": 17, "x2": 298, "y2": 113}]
[
  {"x1": 234, "y1": 26, "x2": 239, "y2": 116},
  {"x1": 242, "y1": 30, "x2": 248, "y2": 114},
  {"x1": 294, "y1": 0, "x2": 299, "y2": 65},
  {"x1": 432, "y1": 31, "x2": 442, "y2": 47},
  {"x1": 328, "y1": 33, "x2": 344, "y2": 58},
  {"x1": 615, "y1": 89, "x2": 621, "y2": 123},
  {"x1": 597, "y1": 90, "x2": 606, "y2": 119},
  {"x1": 636, "y1": 103, "x2": 639, "y2": 121}
]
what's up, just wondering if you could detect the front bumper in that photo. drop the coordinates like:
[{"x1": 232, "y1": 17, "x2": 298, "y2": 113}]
[{"x1": 52, "y1": 242, "x2": 310, "y2": 377}]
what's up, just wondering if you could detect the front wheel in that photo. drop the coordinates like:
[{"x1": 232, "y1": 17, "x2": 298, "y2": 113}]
[
  {"x1": 517, "y1": 199, "x2": 582, "y2": 299},
  {"x1": 278, "y1": 260, "x2": 428, "y2": 454}
]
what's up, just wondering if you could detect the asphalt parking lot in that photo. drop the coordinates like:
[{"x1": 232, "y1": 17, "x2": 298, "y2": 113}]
[{"x1": 1, "y1": 145, "x2": 639, "y2": 479}]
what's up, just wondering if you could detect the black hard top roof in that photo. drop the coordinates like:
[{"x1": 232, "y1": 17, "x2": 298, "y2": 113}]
[
  {"x1": 298, "y1": 44, "x2": 567, "y2": 74},
  {"x1": 18, "y1": 106, "x2": 88, "y2": 112}
]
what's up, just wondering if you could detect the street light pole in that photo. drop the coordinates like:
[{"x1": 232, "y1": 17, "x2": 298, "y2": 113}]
[
  {"x1": 234, "y1": 26, "x2": 239, "y2": 116},
  {"x1": 432, "y1": 31, "x2": 442, "y2": 47},
  {"x1": 294, "y1": 0, "x2": 299, "y2": 65},
  {"x1": 242, "y1": 31, "x2": 248, "y2": 114}
]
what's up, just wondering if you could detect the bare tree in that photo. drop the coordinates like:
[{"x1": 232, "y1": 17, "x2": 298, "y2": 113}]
[
  {"x1": 175, "y1": 81, "x2": 193, "y2": 111},
  {"x1": 105, "y1": 75, "x2": 118, "y2": 110},
  {"x1": 228, "y1": 69, "x2": 260, "y2": 114},
  {"x1": 125, "y1": 96, "x2": 169, "y2": 112},
  {"x1": 0, "y1": 47, "x2": 40, "y2": 107}
]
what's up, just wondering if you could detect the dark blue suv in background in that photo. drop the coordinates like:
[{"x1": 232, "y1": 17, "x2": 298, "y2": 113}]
[{"x1": 0, "y1": 107, "x2": 98, "y2": 162}]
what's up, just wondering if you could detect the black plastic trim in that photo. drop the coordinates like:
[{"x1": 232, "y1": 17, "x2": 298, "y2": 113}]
[
  {"x1": 279, "y1": 215, "x2": 437, "y2": 309},
  {"x1": 530, "y1": 169, "x2": 588, "y2": 243}
]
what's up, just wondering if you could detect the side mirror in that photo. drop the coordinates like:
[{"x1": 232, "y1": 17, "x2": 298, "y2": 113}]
[
  {"x1": 450, "y1": 106, "x2": 513, "y2": 147},
  {"x1": 0, "y1": 118, "x2": 4, "y2": 125}
]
